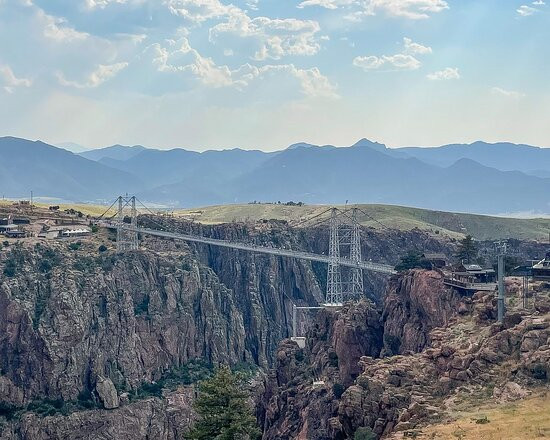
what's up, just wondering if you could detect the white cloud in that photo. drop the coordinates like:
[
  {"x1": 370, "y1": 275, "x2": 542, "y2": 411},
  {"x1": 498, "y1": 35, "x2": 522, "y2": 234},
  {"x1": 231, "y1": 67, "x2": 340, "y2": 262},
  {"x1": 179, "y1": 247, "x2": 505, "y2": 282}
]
[
  {"x1": 0, "y1": 65, "x2": 32, "y2": 93},
  {"x1": 517, "y1": 5, "x2": 537, "y2": 15},
  {"x1": 84, "y1": 0, "x2": 129, "y2": 9},
  {"x1": 57, "y1": 62, "x2": 128, "y2": 88},
  {"x1": 246, "y1": 0, "x2": 259, "y2": 10},
  {"x1": 353, "y1": 54, "x2": 420, "y2": 70},
  {"x1": 164, "y1": 0, "x2": 241, "y2": 23},
  {"x1": 42, "y1": 14, "x2": 89, "y2": 41},
  {"x1": 353, "y1": 37, "x2": 429, "y2": 71},
  {"x1": 298, "y1": 0, "x2": 356, "y2": 9},
  {"x1": 403, "y1": 37, "x2": 432, "y2": 55},
  {"x1": 532, "y1": 0, "x2": 545, "y2": 5},
  {"x1": 146, "y1": 37, "x2": 338, "y2": 97},
  {"x1": 427, "y1": 67, "x2": 460, "y2": 80},
  {"x1": 299, "y1": 0, "x2": 449, "y2": 20},
  {"x1": 491, "y1": 87, "x2": 526, "y2": 99},
  {"x1": 261, "y1": 64, "x2": 338, "y2": 98},
  {"x1": 210, "y1": 15, "x2": 322, "y2": 60}
]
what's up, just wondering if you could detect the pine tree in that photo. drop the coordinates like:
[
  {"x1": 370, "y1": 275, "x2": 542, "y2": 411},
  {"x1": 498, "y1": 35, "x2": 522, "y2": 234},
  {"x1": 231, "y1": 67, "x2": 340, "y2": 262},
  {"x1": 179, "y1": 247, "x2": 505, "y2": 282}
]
[
  {"x1": 456, "y1": 234, "x2": 478, "y2": 264},
  {"x1": 187, "y1": 366, "x2": 261, "y2": 440}
]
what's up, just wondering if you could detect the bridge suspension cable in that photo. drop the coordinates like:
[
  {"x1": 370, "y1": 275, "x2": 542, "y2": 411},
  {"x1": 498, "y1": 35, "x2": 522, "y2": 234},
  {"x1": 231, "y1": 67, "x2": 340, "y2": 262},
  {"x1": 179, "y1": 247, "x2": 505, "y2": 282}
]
[{"x1": 103, "y1": 196, "x2": 397, "y2": 306}]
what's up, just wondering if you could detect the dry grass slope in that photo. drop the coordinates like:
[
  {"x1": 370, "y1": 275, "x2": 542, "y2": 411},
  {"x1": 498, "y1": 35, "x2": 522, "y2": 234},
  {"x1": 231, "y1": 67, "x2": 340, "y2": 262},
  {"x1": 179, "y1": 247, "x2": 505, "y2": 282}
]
[
  {"x1": 416, "y1": 392, "x2": 550, "y2": 439},
  {"x1": 174, "y1": 203, "x2": 550, "y2": 241}
]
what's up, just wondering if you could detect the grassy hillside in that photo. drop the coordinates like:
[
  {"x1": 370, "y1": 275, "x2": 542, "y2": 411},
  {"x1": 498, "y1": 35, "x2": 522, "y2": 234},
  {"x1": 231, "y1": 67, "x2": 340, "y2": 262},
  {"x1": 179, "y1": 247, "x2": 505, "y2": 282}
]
[
  {"x1": 0, "y1": 200, "x2": 113, "y2": 217},
  {"x1": 174, "y1": 203, "x2": 550, "y2": 241},
  {"x1": 416, "y1": 392, "x2": 550, "y2": 439},
  {"x1": 3, "y1": 199, "x2": 547, "y2": 241}
]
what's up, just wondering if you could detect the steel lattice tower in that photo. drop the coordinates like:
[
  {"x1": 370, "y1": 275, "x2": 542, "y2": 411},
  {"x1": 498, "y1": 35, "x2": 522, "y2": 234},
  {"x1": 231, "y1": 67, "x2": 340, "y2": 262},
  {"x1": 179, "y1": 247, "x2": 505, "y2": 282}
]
[
  {"x1": 325, "y1": 207, "x2": 364, "y2": 305},
  {"x1": 116, "y1": 195, "x2": 138, "y2": 253},
  {"x1": 326, "y1": 208, "x2": 343, "y2": 305},
  {"x1": 348, "y1": 208, "x2": 364, "y2": 299}
]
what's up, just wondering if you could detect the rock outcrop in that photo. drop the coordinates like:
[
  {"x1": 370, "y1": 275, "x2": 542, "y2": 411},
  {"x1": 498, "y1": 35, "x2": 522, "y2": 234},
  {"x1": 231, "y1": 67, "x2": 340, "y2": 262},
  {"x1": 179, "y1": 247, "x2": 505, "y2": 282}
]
[
  {"x1": 95, "y1": 377, "x2": 119, "y2": 409},
  {"x1": 1, "y1": 388, "x2": 194, "y2": 440},
  {"x1": 381, "y1": 269, "x2": 465, "y2": 355},
  {"x1": 262, "y1": 269, "x2": 550, "y2": 439},
  {"x1": 260, "y1": 301, "x2": 383, "y2": 440}
]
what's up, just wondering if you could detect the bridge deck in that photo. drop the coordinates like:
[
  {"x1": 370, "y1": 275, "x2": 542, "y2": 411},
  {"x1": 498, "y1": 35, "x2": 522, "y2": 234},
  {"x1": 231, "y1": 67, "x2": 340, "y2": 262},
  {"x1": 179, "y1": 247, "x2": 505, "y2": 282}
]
[{"x1": 113, "y1": 224, "x2": 396, "y2": 275}]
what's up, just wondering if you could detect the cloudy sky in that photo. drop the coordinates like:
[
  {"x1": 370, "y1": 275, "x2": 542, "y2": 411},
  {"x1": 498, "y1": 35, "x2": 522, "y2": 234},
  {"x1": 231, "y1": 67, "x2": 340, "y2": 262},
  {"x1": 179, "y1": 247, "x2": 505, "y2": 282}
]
[{"x1": 0, "y1": 0, "x2": 548, "y2": 151}]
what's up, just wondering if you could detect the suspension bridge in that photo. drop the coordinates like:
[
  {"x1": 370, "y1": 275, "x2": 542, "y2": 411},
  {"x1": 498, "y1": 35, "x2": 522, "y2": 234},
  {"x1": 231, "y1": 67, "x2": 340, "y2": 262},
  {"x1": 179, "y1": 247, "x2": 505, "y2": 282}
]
[{"x1": 97, "y1": 195, "x2": 397, "y2": 306}]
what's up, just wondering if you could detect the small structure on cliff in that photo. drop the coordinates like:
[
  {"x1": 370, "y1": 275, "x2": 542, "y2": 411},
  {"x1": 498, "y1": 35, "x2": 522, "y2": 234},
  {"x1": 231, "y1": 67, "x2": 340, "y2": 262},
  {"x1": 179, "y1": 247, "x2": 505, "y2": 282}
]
[
  {"x1": 532, "y1": 251, "x2": 550, "y2": 280},
  {"x1": 443, "y1": 263, "x2": 497, "y2": 291},
  {"x1": 422, "y1": 253, "x2": 448, "y2": 269}
]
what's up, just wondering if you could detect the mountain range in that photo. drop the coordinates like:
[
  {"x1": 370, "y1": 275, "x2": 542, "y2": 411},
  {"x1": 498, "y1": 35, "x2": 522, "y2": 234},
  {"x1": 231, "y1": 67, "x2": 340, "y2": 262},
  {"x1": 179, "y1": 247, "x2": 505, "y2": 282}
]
[{"x1": 1, "y1": 136, "x2": 549, "y2": 215}]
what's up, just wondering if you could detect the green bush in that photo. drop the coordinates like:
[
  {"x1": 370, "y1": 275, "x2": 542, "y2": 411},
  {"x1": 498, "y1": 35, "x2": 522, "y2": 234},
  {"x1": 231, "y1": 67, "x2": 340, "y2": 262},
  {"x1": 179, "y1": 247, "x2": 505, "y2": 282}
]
[
  {"x1": 2, "y1": 241, "x2": 8, "y2": 247},
  {"x1": 68, "y1": 242, "x2": 82, "y2": 251},
  {"x1": 134, "y1": 296, "x2": 149, "y2": 315},
  {"x1": 395, "y1": 252, "x2": 432, "y2": 272},
  {"x1": 474, "y1": 415, "x2": 490, "y2": 424},
  {"x1": 384, "y1": 334, "x2": 401, "y2": 355},
  {"x1": 328, "y1": 351, "x2": 339, "y2": 367},
  {"x1": 3, "y1": 259, "x2": 16, "y2": 277},
  {"x1": 97, "y1": 254, "x2": 116, "y2": 272},
  {"x1": 530, "y1": 364, "x2": 548, "y2": 381},
  {"x1": 98, "y1": 244, "x2": 107, "y2": 253},
  {"x1": 39, "y1": 259, "x2": 53, "y2": 273},
  {"x1": 354, "y1": 427, "x2": 376, "y2": 440},
  {"x1": 0, "y1": 401, "x2": 19, "y2": 420},
  {"x1": 332, "y1": 383, "x2": 345, "y2": 399},
  {"x1": 3, "y1": 246, "x2": 26, "y2": 277},
  {"x1": 33, "y1": 295, "x2": 48, "y2": 330},
  {"x1": 73, "y1": 256, "x2": 97, "y2": 273},
  {"x1": 26, "y1": 399, "x2": 65, "y2": 417},
  {"x1": 130, "y1": 359, "x2": 213, "y2": 402},
  {"x1": 91, "y1": 225, "x2": 99, "y2": 233}
]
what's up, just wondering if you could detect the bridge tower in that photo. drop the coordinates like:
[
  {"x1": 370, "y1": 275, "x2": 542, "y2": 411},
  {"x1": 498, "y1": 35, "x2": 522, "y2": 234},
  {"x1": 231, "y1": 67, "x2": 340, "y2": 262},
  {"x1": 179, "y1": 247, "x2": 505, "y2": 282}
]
[
  {"x1": 325, "y1": 207, "x2": 364, "y2": 306},
  {"x1": 326, "y1": 208, "x2": 343, "y2": 305},
  {"x1": 116, "y1": 195, "x2": 138, "y2": 253},
  {"x1": 348, "y1": 208, "x2": 364, "y2": 299}
]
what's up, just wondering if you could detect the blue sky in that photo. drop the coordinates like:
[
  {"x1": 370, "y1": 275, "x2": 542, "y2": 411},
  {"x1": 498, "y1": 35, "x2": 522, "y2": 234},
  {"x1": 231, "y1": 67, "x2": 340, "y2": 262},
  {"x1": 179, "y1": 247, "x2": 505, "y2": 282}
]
[{"x1": 0, "y1": 0, "x2": 548, "y2": 151}]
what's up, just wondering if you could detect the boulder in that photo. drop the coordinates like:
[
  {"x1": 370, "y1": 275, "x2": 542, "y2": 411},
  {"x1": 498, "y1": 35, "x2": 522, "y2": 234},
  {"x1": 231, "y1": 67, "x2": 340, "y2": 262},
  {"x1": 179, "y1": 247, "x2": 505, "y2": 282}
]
[
  {"x1": 493, "y1": 382, "x2": 529, "y2": 402},
  {"x1": 96, "y1": 377, "x2": 120, "y2": 409}
]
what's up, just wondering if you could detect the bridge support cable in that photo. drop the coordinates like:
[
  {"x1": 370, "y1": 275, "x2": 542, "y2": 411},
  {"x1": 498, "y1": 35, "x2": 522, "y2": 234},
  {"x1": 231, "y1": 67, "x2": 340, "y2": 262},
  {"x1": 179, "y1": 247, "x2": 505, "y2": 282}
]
[{"x1": 108, "y1": 196, "x2": 396, "y2": 304}]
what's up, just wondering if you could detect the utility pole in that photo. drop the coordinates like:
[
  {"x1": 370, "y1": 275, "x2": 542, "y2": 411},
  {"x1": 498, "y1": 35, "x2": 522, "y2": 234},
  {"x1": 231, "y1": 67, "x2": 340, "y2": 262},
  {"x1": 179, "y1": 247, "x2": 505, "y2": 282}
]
[
  {"x1": 292, "y1": 304, "x2": 297, "y2": 339},
  {"x1": 497, "y1": 241, "x2": 507, "y2": 322}
]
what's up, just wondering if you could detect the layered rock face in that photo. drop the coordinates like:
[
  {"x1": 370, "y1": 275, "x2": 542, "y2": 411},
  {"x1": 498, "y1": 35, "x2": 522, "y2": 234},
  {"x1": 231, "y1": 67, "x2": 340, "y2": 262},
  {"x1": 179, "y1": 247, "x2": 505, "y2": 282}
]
[
  {"x1": 260, "y1": 301, "x2": 383, "y2": 440},
  {"x1": 338, "y1": 312, "x2": 550, "y2": 438},
  {"x1": 382, "y1": 269, "x2": 465, "y2": 354},
  {"x1": 0, "y1": 388, "x2": 194, "y2": 440},
  {"x1": 0, "y1": 228, "x2": 327, "y2": 438},
  {"x1": 0, "y1": 247, "x2": 250, "y2": 405}
]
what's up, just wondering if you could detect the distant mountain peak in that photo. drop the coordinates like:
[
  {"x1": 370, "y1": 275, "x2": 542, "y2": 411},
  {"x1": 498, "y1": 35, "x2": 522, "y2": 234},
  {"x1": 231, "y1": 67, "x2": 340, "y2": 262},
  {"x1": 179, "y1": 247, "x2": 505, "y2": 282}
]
[
  {"x1": 287, "y1": 142, "x2": 318, "y2": 150},
  {"x1": 351, "y1": 138, "x2": 386, "y2": 150}
]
